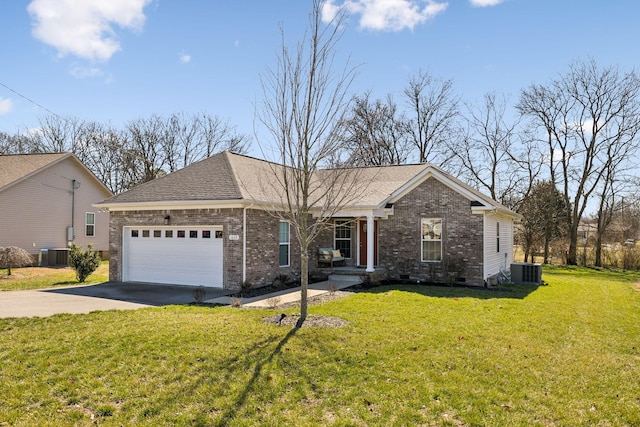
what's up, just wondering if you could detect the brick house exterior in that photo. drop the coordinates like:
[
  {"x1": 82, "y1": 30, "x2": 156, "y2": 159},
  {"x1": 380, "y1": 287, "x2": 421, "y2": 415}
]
[{"x1": 96, "y1": 151, "x2": 519, "y2": 289}]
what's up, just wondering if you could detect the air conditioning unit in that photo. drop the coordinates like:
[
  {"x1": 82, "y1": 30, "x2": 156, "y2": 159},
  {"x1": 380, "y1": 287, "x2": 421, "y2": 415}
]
[{"x1": 510, "y1": 263, "x2": 542, "y2": 284}]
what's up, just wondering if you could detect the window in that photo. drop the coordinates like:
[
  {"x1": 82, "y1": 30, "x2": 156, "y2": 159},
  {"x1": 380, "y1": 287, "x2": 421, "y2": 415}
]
[
  {"x1": 202, "y1": 230, "x2": 211, "y2": 239},
  {"x1": 142, "y1": 230, "x2": 150, "y2": 238},
  {"x1": 334, "y1": 220, "x2": 351, "y2": 258},
  {"x1": 153, "y1": 230, "x2": 161, "y2": 238},
  {"x1": 165, "y1": 230, "x2": 173, "y2": 238},
  {"x1": 190, "y1": 230, "x2": 198, "y2": 238},
  {"x1": 177, "y1": 230, "x2": 186, "y2": 238},
  {"x1": 279, "y1": 221, "x2": 290, "y2": 267},
  {"x1": 496, "y1": 222, "x2": 500, "y2": 253},
  {"x1": 131, "y1": 230, "x2": 139, "y2": 238},
  {"x1": 421, "y1": 218, "x2": 442, "y2": 261},
  {"x1": 85, "y1": 212, "x2": 95, "y2": 237}
]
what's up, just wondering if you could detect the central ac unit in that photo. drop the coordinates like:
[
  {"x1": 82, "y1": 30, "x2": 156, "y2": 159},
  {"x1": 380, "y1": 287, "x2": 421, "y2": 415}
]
[{"x1": 510, "y1": 263, "x2": 542, "y2": 284}]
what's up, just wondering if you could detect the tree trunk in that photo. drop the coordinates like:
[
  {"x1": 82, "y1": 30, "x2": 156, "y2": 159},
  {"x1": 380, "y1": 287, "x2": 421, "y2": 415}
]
[
  {"x1": 567, "y1": 225, "x2": 578, "y2": 265},
  {"x1": 594, "y1": 233, "x2": 603, "y2": 267},
  {"x1": 543, "y1": 230, "x2": 551, "y2": 264},
  {"x1": 297, "y1": 250, "x2": 309, "y2": 328}
]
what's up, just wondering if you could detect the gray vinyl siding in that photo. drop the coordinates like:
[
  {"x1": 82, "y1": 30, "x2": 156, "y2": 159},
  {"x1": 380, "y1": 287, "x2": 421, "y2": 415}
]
[{"x1": 0, "y1": 158, "x2": 111, "y2": 254}]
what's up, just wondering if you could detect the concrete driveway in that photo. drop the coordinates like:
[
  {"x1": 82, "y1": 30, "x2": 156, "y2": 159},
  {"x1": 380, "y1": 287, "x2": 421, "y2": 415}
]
[{"x1": 0, "y1": 282, "x2": 233, "y2": 319}]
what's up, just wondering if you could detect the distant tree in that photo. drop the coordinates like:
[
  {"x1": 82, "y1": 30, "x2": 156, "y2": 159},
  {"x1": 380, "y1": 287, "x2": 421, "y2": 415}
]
[
  {"x1": 518, "y1": 59, "x2": 640, "y2": 265},
  {"x1": 516, "y1": 181, "x2": 568, "y2": 263},
  {"x1": 343, "y1": 91, "x2": 410, "y2": 166},
  {"x1": 403, "y1": 69, "x2": 460, "y2": 165},
  {"x1": 0, "y1": 247, "x2": 33, "y2": 276},
  {"x1": 449, "y1": 92, "x2": 541, "y2": 208},
  {"x1": 257, "y1": 0, "x2": 361, "y2": 326}
]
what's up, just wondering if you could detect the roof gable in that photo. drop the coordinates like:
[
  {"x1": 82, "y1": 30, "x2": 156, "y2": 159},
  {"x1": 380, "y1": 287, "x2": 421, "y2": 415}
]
[
  {"x1": 0, "y1": 153, "x2": 113, "y2": 198},
  {"x1": 0, "y1": 153, "x2": 71, "y2": 192}
]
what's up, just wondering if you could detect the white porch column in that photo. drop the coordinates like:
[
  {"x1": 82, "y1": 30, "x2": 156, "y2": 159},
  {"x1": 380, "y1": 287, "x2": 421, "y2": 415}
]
[{"x1": 366, "y1": 213, "x2": 375, "y2": 272}]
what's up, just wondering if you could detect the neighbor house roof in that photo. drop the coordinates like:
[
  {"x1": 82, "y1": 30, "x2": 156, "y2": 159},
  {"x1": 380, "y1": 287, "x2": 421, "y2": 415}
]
[
  {"x1": 0, "y1": 152, "x2": 71, "y2": 192},
  {"x1": 96, "y1": 151, "x2": 518, "y2": 218}
]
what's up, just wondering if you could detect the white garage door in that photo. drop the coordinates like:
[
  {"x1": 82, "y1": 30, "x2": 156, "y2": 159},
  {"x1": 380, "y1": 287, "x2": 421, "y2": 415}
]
[{"x1": 123, "y1": 226, "x2": 223, "y2": 287}]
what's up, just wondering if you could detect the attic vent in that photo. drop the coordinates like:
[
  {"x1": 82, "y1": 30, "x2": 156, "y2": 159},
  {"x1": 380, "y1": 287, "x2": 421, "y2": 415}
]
[{"x1": 470, "y1": 201, "x2": 484, "y2": 207}]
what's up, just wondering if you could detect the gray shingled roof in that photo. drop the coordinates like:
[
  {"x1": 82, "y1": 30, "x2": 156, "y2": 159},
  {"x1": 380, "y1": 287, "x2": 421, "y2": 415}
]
[
  {"x1": 0, "y1": 153, "x2": 71, "y2": 192},
  {"x1": 98, "y1": 150, "x2": 515, "y2": 215},
  {"x1": 99, "y1": 151, "x2": 243, "y2": 204}
]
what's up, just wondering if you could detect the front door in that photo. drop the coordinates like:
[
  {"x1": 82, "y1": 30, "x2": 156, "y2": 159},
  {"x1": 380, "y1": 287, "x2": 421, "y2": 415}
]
[{"x1": 359, "y1": 220, "x2": 378, "y2": 267}]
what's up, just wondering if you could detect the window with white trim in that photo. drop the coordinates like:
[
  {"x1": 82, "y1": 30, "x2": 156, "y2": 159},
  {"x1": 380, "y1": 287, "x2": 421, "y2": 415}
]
[
  {"x1": 334, "y1": 220, "x2": 352, "y2": 258},
  {"x1": 85, "y1": 212, "x2": 95, "y2": 237},
  {"x1": 421, "y1": 218, "x2": 442, "y2": 261},
  {"x1": 496, "y1": 222, "x2": 500, "y2": 253},
  {"x1": 279, "y1": 221, "x2": 290, "y2": 267}
]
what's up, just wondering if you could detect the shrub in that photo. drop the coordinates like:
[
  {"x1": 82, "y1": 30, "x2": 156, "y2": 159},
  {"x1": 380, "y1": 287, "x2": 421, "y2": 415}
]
[
  {"x1": 266, "y1": 296, "x2": 282, "y2": 309},
  {"x1": 273, "y1": 274, "x2": 290, "y2": 287},
  {"x1": 68, "y1": 243, "x2": 101, "y2": 283},
  {"x1": 192, "y1": 286, "x2": 206, "y2": 303},
  {"x1": 0, "y1": 246, "x2": 34, "y2": 275}
]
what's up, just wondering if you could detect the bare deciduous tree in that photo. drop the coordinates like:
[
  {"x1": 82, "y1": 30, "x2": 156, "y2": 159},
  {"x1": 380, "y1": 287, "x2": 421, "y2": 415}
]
[
  {"x1": 257, "y1": 0, "x2": 360, "y2": 326},
  {"x1": 343, "y1": 91, "x2": 410, "y2": 166},
  {"x1": 449, "y1": 92, "x2": 539, "y2": 208},
  {"x1": 403, "y1": 70, "x2": 460, "y2": 165},
  {"x1": 518, "y1": 59, "x2": 640, "y2": 265}
]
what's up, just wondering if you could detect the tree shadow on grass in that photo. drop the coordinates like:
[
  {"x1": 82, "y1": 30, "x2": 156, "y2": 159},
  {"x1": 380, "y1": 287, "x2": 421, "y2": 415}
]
[
  {"x1": 213, "y1": 325, "x2": 300, "y2": 426},
  {"x1": 352, "y1": 282, "x2": 541, "y2": 300}
]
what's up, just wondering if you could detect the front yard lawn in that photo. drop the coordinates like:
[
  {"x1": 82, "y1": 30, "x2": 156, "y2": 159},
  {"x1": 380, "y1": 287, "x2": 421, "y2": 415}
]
[
  {"x1": 0, "y1": 261, "x2": 109, "y2": 291},
  {"x1": 0, "y1": 266, "x2": 639, "y2": 425}
]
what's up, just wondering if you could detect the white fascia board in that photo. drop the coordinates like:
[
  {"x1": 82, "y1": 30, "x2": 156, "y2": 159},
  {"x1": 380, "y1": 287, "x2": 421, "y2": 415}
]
[
  {"x1": 94, "y1": 200, "x2": 247, "y2": 211},
  {"x1": 313, "y1": 207, "x2": 393, "y2": 219}
]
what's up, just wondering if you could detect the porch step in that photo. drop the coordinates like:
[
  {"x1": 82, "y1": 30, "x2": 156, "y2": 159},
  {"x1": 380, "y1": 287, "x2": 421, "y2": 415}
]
[{"x1": 328, "y1": 274, "x2": 363, "y2": 284}]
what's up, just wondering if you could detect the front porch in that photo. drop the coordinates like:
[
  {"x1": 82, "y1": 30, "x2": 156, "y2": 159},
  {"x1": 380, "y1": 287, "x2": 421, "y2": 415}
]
[{"x1": 310, "y1": 265, "x2": 386, "y2": 282}]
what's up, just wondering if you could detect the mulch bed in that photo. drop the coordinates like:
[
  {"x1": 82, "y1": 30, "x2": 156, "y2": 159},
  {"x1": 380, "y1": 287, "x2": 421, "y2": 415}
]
[{"x1": 262, "y1": 313, "x2": 351, "y2": 328}]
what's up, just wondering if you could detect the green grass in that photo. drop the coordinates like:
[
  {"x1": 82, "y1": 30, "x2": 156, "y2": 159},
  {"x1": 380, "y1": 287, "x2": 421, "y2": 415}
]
[
  {"x1": 1, "y1": 266, "x2": 639, "y2": 425},
  {"x1": 0, "y1": 261, "x2": 109, "y2": 291}
]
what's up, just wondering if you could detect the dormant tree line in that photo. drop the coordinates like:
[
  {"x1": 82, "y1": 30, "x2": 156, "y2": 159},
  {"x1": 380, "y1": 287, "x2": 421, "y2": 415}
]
[{"x1": 0, "y1": 112, "x2": 249, "y2": 195}]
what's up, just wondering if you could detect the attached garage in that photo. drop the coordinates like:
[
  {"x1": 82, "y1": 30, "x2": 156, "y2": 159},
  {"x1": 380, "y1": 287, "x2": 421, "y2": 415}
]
[{"x1": 122, "y1": 226, "x2": 223, "y2": 287}]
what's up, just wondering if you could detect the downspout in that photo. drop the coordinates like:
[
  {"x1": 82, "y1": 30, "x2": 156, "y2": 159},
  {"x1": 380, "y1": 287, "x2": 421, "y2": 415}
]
[
  {"x1": 71, "y1": 179, "x2": 75, "y2": 229},
  {"x1": 482, "y1": 211, "x2": 487, "y2": 283}
]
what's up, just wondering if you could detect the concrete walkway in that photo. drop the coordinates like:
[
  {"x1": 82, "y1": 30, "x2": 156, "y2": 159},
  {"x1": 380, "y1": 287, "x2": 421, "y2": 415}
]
[{"x1": 206, "y1": 275, "x2": 361, "y2": 308}]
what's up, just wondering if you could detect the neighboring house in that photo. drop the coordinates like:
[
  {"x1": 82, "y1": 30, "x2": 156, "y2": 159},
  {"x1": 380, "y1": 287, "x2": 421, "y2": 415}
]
[
  {"x1": 0, "y1": 153, "x2": 112, "y2": 263},
  {"x1": 96, "y1": 151, "x2": 520, "y2": 289}
]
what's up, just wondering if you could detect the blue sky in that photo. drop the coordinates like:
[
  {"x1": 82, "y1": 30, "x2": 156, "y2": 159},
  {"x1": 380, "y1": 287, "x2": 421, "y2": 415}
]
[{"x1": 1, "y1": 0, "x2": 640, "y2": 157}]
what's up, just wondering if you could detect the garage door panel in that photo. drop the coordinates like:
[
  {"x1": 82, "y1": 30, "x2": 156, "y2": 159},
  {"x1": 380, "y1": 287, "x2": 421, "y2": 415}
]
[{"x1": 124, "y1": 227, "x2": 223, "y2": 287}]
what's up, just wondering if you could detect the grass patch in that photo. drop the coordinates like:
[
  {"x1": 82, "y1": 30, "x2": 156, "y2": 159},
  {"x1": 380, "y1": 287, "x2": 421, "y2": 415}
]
[
  {"x1": 0, "y1": 266, "x2": 639, "y2": 425},
  {"x1": 0, "y1": 261, "x2": 109, "y2": 291}
]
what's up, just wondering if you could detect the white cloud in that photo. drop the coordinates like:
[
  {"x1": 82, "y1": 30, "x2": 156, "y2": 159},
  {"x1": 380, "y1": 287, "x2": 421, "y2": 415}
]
[
  {"x1": 469, "y1": 0, "x2": 505, "y2": 6},
  {"x1": 180, "y1": 53, "x2": 191, "y2": 64},
  {"x1": 322, "y1": 0, "x2": 448, "y2": 31},
  {"x1": 0, "y1": 97, "x2": 13, "y2": 115},
  {"x1": 69, "y1": 63, "x2": 104, "y2": 78},
  {"x1": 27, "y1": 0, "x2": 152, "y2": 62}
]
